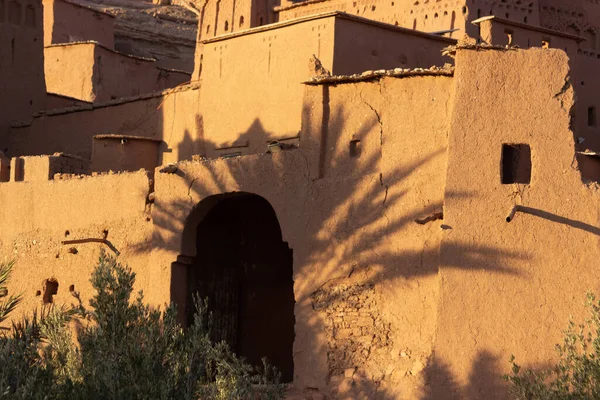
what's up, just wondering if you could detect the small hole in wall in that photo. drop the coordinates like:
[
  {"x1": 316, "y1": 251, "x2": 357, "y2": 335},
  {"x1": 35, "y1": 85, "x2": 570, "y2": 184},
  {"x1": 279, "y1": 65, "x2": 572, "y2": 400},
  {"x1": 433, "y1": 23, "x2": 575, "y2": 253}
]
[
  {"x1": 501, "y1": 144, "x2": 531, "y2": 184},
  {"x1": 69, "y1": 284, "x2": 75, "y2": 292},
  {"x1": 35, "y1": 290, "x2": 41, "y2": 296},
  {"x1": 589, "y1": 107, "x2": 597, "y2": 127},
  {"x1": 68, "y1": 247, "x2": 78, "y2": 254},
  {"x1": 64, "y1": 230, "x2": 70, "y2": 237},
  {"x1": 239, "y1": 16, "x2": 244, "y2": 26},
  {"x1": 350, "y1": 140, "x2": 362, "y2": 158},
  {"x1": 581, "y1": 81, "x2": 586, "y2": 86},
  {"x1": 102, "y1": 229, "x2": 109, "y2": 239},
  {"x1": 42, "y1": 279, "x2": 59, "y2": 304}
]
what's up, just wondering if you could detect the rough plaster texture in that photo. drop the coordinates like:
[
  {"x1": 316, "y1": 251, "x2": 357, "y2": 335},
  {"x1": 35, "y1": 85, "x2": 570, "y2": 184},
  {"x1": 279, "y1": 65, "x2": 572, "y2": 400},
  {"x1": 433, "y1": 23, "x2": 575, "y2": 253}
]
[
  {"x1": 44, "y1": 42, "x2": 190, "y2": 103},
  {"x1": 43, "y1": 0, "x2": 115, "y2": 48},
  {"x1": 431, "y1": 47, "x2": 600, "y2": 399},
  {"x1": 197, "y1": 12, "x2": 453, "y2": 154},
  {"x1": 6, "y1": 85, "x2": 201, "y2": 163}
]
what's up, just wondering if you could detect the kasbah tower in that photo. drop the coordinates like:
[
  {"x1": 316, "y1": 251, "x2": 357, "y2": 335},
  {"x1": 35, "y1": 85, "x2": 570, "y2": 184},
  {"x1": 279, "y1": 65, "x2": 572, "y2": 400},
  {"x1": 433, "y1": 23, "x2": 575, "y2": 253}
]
[{"x1": 1, "y1": 0, "x2": 600, "y2": 396}]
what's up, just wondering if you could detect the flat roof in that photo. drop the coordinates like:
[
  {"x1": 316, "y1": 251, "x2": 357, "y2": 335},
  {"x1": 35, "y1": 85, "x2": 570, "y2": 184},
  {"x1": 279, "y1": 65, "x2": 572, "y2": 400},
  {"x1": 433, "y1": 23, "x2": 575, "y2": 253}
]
[
  {"x1": 201, "y1": 11, "x2": 457, "y2": 45},
  {"x1": 93, "y1": 134, "x2": 163, "y2": 142},
  {"x1": 45, "y1": 41, "x2": 157, "y2": 62},
  {"x1": 472, "y1": 16, "x2": 586, "y2": 42}
]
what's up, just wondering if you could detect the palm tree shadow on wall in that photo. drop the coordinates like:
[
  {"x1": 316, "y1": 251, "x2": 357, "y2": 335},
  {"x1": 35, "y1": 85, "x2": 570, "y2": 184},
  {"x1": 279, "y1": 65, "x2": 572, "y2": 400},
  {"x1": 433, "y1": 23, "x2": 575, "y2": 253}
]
[{"x1": 137, "y1": 98, "x2": 529, "y2": 398}]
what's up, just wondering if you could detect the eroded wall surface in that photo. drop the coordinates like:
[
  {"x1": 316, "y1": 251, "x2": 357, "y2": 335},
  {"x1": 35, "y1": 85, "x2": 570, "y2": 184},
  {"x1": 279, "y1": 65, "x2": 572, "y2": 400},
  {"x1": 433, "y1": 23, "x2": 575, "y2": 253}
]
[
  {"x1": 0, "y1": 171, "x2": 169, "y2": 321},
  {"x1": 147, "y1": 73, "x2": 453, "y2": 398},
  {"x1": 430, "y1": 47, "x2": 600, "y2": 399}
]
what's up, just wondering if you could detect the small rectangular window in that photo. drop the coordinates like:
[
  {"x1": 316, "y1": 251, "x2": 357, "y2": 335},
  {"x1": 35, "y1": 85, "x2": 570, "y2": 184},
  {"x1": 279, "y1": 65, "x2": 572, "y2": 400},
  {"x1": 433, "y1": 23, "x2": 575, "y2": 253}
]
[
  {"x1": 589, "y1": 106, "x2": 596, "y2": 127},
  {"x1": 349, "y1": 140, "x2": 361, "y2": 158},
  {"x1": 502, "y1": 144, "x2": 531, "y2": 184}
]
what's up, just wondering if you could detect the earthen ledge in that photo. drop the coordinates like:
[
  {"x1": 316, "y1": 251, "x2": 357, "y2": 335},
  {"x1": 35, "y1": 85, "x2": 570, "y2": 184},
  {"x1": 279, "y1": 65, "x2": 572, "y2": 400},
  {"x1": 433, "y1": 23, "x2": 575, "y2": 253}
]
[
  {"x1": 442, "y1": 43, "x2": 521, "y2": 57},
  {"x1": 303, "y1": 65, "x2": 454, "y2": 85},
  {"x1": 93, "y1": 134, "x2": 163, "y2": 142},
  {"x1": 14, "y1": 84, "x2": 200, "y2": 124}
]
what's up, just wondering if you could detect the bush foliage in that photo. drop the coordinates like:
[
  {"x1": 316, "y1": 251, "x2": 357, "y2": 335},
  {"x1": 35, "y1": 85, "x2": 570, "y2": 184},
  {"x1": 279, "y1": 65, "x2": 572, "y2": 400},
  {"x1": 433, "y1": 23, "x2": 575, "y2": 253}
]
[
  {"x1": 0, "y1": 252, "x2": 283, "y2": 400},
  {"x1": 506, "y1": 292, "x2": 600, "y2": 399}
]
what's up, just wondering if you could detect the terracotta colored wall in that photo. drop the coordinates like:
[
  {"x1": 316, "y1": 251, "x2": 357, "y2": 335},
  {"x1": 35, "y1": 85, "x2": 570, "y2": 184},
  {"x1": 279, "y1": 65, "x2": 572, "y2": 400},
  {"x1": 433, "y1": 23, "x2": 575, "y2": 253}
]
[
  {"x1": 44, "y1": 43, "x2": 191, "y2": 103},
  {"x1": 332, "y1": 17, "x2": 454, "y2": 74},
  {"x1": 8, "y1": 86, "x2": 201, "y2": 163},
  {"x1": 0, "y1": 171, "x2": 167, "y2": 323},
  {"x1": 43, "y1": 0, "x2": 115, "y2": 48},
  {"x1": 431, "y1": 47, "x2": 600, "y2": 399},
  {"x1": 0, "y1": 0, "x2": 46, "y2": 143},
  {"x1": 477, "y1": 17, "x2": 579, "y2": 54},
  {"x1": 276, "y1": 0, "x2": 541, "y2": 39},
  {"x1": 91, "y1": 138, "x2": 161, "y2": 172},
  {"x1": 198, "y1": 16, "x2": 336, "y2": 154},
  {"x1": 198, "y1": 13, "x2": 455, "y2": 157},
  {"x1": 44, "y1": 43, "x2": 96, "y2": 102}
]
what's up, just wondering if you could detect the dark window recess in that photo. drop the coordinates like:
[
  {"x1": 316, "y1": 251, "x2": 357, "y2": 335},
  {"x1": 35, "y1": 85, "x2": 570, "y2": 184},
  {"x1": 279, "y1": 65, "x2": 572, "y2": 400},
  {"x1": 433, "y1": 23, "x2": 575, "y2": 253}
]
[
  {"x1": 349, "y1": 140, "x2": 362, "y2": 158},
  {"x1": 501, "y1": 144, "x2": 531, "y2": 184},
  {"x1": 589, "y1": 106, "x2": 597, "y2": 127}
]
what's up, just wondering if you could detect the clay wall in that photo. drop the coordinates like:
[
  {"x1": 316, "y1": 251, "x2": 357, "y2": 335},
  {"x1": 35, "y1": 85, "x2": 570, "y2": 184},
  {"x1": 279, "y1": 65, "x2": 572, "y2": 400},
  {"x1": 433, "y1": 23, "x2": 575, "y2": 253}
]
[
  {"x1": 476, "y1": 16, "x2": 580, "y2": 54},
  {"x1": 44, "y1": 43, "x2": 191, "y2": 103},
  {"x1": 429, "y1": 47, "x2": 600, "y2": 398},
  {"x1": 0, "y1": 0, "x2": 46, "y2": 143},
  {"x1": 275, "y1": 0, "x2": 541, "y2": 39},
  {"x1": 43, "y1": 0, "x2": 115, "y2": 48},
  {"x1": 0, "y1": 170, "x2": 166, "y2": 322},
  {"x1": 149, "y1": 72, "x2": 453, "y2": 398},
  {"x1": 44, "y1": 43, "x2": 96, "y2": 103},
  {"x1": 197, "y1": 12, "x2": 454, "y2": 156},
  {"x1": 472, "y1": 16, "x2": 600, "y2": 183},
  {"x1": 91, "y1": 136, "x2": 161, "y2": 172},
  {"x1": 8, "y1": 153, "x2": 89, "y2": 182},
  {"x1": 6, "y1": 86, "x2": 201, "y2": 163},
  {"x1": 332, "y1": 17, "x2": 454, "y2": 74}
]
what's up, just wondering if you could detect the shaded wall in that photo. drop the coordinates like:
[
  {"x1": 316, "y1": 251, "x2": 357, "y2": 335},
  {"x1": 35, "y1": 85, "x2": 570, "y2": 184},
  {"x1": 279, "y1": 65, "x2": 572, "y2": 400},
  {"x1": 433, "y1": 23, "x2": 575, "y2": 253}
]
[
  {"x1": 0, "y1": 0, "x2": 46, "y2": 145},
  {"x1": 332, "y1": 17, "x2": 454, "y2": 74},
  {"x1": 43, "y1": 0, "x2": 115, "y2": 48},
  {"x1": 7, "y1": 86, "x2": 200, "y2": 163},
  {"x1": 44, "y1": 43, "x2": 191, "y2": 103},
  {"x1": 198, "y1": 13, "x2": 455, "y2": 156},
  {"x1": 152, "y1": 74, "x2": 453, "y2": 398}
]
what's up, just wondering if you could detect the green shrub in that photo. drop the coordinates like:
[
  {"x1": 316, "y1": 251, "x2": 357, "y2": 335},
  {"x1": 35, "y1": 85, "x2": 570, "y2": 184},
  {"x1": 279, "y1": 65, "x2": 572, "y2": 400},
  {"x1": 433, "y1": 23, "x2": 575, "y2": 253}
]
[
  {"x1": 0, "y1": 251, "x2": 283, "y2": 400},
  {"x1": 505, "y1": 292, "x2": 600, "y2": 399}
]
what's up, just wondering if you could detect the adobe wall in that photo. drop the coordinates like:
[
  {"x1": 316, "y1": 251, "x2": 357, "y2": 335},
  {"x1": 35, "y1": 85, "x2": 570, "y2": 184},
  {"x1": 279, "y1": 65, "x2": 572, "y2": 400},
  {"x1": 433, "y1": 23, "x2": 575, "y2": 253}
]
[
  {"x1": 44, "y1": 43, "x2": 96, "y2": 102},
  {"x1": 0, "y1": 0, "x2": 46, "y2": 143},
  {"x1": 44, "y1": 43, "x2": 191, "y2": 103},
  {"x1": 0, "y1": 170, "x2": 167, "y2": 323},
  {"x1": 332, "y1": 17, "x2": 454, "y2": 74},
  {"x1": 198, "y1": 15, "x2": 337, "y2": 153},
  {"x1": 431, "y1": 47, "x2": 600, "y2": 398},
  {"x1": 152, "y1": 73, "x2": 453, "y2": 398},
  {"x1": 43, "y1": 0, "x2": 115, "y2": 48},
  {"x1": 6, "y1": 85, "x2": 201, "y2": 163},
  {"x1": 275, "y1": 0, "x2": 541, "y2": 38},
  {"x1": 198, "y1": 13, "x2": 454, "y2": 156}
]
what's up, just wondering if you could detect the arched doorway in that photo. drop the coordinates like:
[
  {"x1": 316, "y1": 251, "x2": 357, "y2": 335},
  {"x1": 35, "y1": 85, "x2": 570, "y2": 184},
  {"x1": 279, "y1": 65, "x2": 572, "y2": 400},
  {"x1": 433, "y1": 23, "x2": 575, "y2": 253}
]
[{"x1": 173, "y1": 192, "x2": 295, "y2": 382}]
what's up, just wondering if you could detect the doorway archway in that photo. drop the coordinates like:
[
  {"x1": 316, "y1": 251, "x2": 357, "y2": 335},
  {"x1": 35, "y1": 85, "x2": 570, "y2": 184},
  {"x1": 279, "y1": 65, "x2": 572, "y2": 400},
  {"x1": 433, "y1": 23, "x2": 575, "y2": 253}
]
[{"x1": 174, "y1": 192, "x2": 295, "y2": 382}]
